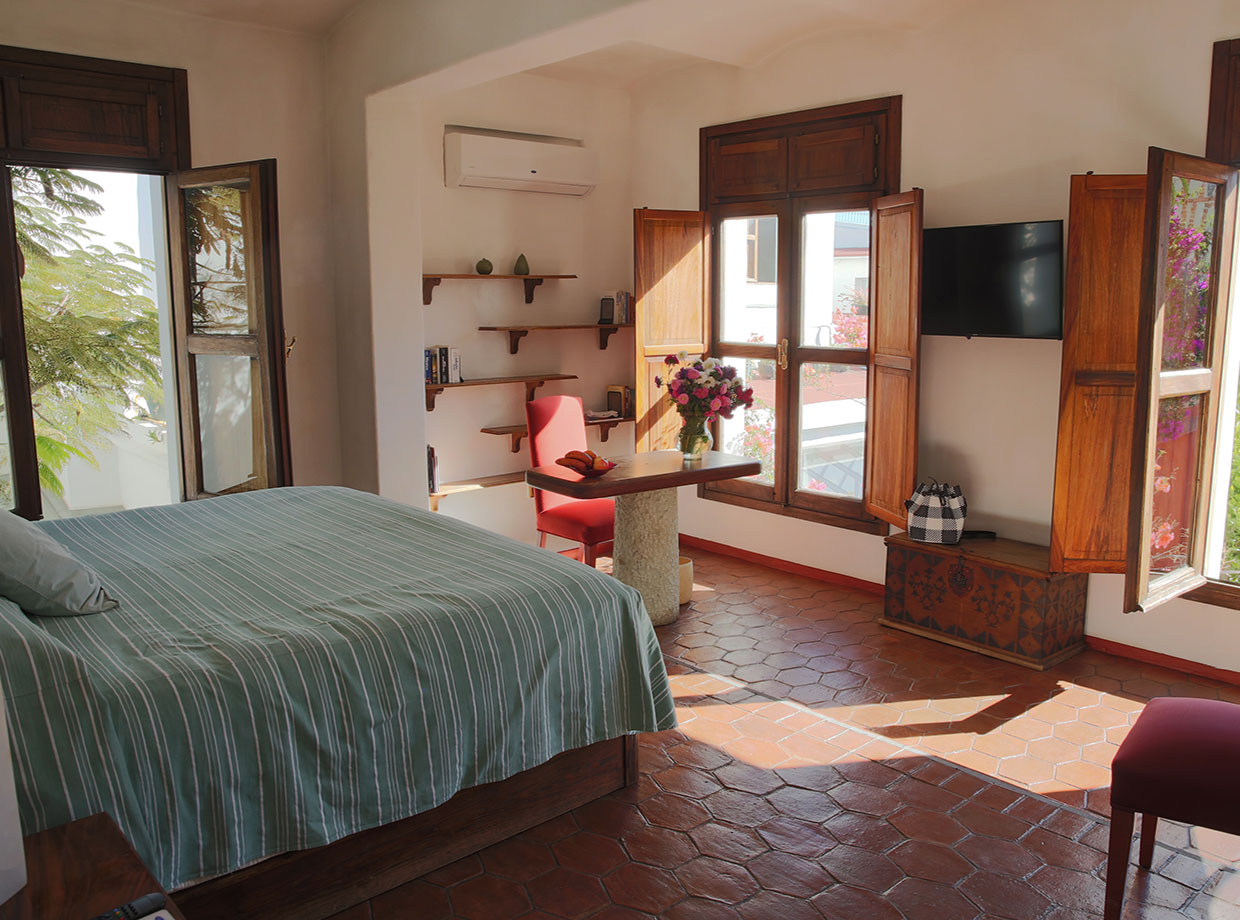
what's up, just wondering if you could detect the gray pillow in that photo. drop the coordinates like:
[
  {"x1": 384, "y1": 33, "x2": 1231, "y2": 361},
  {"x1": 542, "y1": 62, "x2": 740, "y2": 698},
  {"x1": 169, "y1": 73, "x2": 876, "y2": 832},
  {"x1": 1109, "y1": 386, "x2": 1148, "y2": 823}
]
[{"x1": 0, "y1": 512, "x2": 118, "y2": 616}]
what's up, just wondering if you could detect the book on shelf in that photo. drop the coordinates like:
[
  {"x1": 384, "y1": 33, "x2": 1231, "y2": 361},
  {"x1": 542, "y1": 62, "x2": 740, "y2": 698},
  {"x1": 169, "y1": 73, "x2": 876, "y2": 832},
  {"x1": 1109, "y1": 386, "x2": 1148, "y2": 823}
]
[
  {"x1": 426, "y1": 445, "x2": 439, "y2": 493},
  {"x1": 424, "y1": 346, "x2": 463, "y2": 384},
  {"x1": 599, "y1": 290, "x2": 633, "y2": 325},
  {"x1": 605, "y1": 385, "x2": 634, "y2": 419}
]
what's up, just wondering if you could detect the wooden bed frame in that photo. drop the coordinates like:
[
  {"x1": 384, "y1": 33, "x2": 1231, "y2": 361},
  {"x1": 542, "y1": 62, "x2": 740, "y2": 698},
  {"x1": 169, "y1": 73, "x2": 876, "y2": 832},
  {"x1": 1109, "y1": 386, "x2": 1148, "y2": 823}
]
[{"x1": 175, "y1": 734, "x2": 638, "y2": 920}]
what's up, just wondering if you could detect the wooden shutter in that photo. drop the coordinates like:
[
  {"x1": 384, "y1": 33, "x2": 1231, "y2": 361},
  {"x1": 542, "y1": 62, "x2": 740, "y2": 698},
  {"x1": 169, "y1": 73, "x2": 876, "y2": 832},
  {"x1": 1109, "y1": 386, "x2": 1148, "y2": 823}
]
[
  {"x1": 788, "y1": 123, "x2": 878, "y2": 193},
  {"x1": 1125, "y1": 148, "x2": 1239, "y2": 613},
  {"x1": 0, "y1": 45, "x2": 189, "y2": 172},
  {"x1": 1207, "y1": 38, "x2": 1240, "y2": 168},
  {"x1": 864, "y1": 189, "x2": 922, "y2": 527},
  {"x1": 167, "y1": 160, "x2": 291, "y2": 499},
  {"x1": 706, "y1": 135, "x2": 787, "y2": 201},
  {"x1": 633, "y1": 209, "x2": 710, "y2": 452},
  {"x1": 1049, "y1": 175, "x2": 1145, "y2": 573}
]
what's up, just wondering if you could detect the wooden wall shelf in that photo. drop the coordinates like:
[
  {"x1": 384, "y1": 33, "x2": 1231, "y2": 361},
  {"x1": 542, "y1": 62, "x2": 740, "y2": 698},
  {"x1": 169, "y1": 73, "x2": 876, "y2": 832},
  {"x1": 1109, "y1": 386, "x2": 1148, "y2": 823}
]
[
  {"x1": 423, "y1": 273, "x2": 578, "y2": 305},
  {"x1": 425, "y1": 373, "x2": 577, "y2": 411},
  {"x1": 429, "y1": 471, "x2": 526, "y2": 512},
  {"x1": 478, "y1": 324, "x2": 634, "y2": 355},
  {"x1": 481, "y1": 415, "x2": 635, "y2": 453}
]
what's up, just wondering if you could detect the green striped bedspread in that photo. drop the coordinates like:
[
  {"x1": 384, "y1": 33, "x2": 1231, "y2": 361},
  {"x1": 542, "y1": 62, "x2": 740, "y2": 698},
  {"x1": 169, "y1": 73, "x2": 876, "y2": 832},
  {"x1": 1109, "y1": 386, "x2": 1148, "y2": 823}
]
[{"x1": 0, "y1": 487, "x2": 676, "y2": 889}]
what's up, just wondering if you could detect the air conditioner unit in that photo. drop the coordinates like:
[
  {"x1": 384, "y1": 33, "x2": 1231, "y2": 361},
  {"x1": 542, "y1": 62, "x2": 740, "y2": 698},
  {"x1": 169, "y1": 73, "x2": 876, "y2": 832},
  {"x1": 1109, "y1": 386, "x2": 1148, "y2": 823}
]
[{"x1": 444, "y1": 129, "x2": 597, "y2": 197}]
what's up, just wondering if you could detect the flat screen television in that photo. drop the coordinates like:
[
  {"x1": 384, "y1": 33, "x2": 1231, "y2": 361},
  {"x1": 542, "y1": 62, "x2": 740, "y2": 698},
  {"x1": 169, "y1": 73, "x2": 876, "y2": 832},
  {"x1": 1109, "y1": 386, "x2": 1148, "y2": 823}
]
[{"x1": 921, "y1": 219, "x2": 1064, "y2": 339}]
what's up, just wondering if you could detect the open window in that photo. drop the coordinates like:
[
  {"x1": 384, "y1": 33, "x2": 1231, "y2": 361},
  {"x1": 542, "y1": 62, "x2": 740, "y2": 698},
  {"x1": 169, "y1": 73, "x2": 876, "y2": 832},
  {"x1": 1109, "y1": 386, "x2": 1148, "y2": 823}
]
[
  {"x1": 0, "y1": 45, "x2": 290, "y2": 519},
  {"x1": 167, "y1": 162, "x2": 291, "y2": 499},
  {"x1": 632, "y1": 98, "x2": 920, "y2": 534},
  {"x1": 1125, "y1": 148, "x2": 1239, "y2": 613}
]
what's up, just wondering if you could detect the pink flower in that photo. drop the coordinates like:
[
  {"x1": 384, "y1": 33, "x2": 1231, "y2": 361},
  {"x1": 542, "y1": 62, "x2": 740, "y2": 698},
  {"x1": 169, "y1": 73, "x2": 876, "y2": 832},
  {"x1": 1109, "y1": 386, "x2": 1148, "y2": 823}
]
[
  {"x1": 1154, "y1": 477, "x2": 1172, "y2": 494},
  {"x1": 1153, "y1": 521, "x2": 1176, "y2": 551},
  {"x1": 677, "y1": 393, "x2": 689, "y2": 405},
  {"x1": 694, "y1": 387, "x2": 708, "y2": 399},
  {"x1": 685, "y1": 368, "x2": 700, "y2": 379},
  {"x1": 710, "y1": 398, "x2": 722, "y2": 411}
]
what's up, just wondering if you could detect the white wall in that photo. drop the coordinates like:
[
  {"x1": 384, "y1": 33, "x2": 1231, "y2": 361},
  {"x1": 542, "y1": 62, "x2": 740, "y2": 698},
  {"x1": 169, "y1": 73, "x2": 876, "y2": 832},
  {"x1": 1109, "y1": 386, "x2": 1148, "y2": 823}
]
[
  {"x1": 5, "y1": 0, "x2": 343, "y2": 486},
  {"x1": 324, "y1": 0, "x2": 646, "y2": 494},
  {"x1": 626, "y1": 0, "x2": 1240, "y2": 669},
  {"x1": 417, "y1": 75, "x2": 636, "y2": 543}
]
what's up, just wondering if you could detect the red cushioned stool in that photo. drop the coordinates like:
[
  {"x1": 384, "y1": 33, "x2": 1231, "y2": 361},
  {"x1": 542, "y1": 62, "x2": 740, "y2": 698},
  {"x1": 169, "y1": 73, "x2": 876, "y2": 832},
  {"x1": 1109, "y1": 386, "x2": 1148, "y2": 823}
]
[{"x1": 1105, "y1": 696, "x2": 1240, "y2": 919}]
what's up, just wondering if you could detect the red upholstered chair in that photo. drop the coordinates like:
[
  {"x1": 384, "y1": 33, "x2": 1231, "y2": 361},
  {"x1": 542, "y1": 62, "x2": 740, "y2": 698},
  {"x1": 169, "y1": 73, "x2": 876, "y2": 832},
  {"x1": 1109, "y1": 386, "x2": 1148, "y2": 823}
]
[
  {"x1": 1105, "y1": 696, "x2": 1240, "y2": 919},
  {"x1": 526, "y1": 395, "x2": 614, "y2": 567}
]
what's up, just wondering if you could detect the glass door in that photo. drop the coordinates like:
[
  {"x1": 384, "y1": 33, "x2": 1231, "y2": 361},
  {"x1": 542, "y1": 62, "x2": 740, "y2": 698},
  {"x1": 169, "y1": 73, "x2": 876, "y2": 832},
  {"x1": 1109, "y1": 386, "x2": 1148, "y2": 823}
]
[
  {"x1": 788, "y1": 196, "x2": 872, "y2": 519},
  {"x1": 710, "y1": 201, "x2": 789, "y2": 503},
  {"x1": 7, "y1": 166, "x2": 181, "y2": 518},
  {"x1": 167, "y1": 162, "x2": 291, "y2": 499}
]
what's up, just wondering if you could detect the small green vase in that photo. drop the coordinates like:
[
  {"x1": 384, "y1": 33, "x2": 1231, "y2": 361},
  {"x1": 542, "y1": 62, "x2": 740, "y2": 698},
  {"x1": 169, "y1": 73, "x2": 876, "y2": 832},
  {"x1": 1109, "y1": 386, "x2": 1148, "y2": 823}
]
[
  {"x1": 475, "y1": 258, "x2": 493, "y2": 275},
  {"x1": 513, "y1": 253, "x2": 530, "y2": 275}
]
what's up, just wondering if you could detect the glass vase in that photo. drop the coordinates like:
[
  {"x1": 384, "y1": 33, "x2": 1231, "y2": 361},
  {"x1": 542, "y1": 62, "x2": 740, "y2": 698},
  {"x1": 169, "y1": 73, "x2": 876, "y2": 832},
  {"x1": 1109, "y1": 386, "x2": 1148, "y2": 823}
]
[{"x1": 678, "y1": 415, "x2": 713, "y2": 462}]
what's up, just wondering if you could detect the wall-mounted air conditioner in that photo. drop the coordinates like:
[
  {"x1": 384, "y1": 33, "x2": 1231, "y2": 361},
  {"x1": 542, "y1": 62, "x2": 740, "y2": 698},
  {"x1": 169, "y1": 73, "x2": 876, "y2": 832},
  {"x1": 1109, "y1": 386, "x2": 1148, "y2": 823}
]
[{"x1": 444, "y1": 127, "x2": 597, "y2": 197}]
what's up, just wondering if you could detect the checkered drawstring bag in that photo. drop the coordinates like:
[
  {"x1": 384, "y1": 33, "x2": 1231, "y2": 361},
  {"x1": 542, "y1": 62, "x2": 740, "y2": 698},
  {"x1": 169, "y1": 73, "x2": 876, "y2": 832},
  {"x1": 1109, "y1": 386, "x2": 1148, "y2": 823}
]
[{"x1": 905, "y1": 480, "x2": 967, "y2": 544}]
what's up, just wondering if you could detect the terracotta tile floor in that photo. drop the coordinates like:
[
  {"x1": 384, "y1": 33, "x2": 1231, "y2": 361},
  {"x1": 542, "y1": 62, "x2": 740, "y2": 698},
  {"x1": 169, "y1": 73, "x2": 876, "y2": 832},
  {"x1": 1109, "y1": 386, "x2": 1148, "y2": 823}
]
[{"x1": 365, "y1": 549, "x2": 1240, "y2": 919}]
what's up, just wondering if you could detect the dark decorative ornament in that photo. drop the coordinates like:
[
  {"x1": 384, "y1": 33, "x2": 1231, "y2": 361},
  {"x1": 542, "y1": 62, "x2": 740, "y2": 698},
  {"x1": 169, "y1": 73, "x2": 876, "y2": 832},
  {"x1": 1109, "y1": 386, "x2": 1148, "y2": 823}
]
[{"x1": 947, "y1": 560, "x2": 974, "y2": 596}]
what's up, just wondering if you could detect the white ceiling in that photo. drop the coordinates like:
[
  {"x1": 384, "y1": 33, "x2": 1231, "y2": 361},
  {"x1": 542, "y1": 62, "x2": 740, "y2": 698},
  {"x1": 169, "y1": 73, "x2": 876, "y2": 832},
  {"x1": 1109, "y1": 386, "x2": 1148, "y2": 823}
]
[
  {"x1": 127, "y1": 0, "x2": 361, "y2": 32},
  {"x1": 515, "y1": 0, "x2": 977, "y2": 90},
  {"x1": 127, "y1": 0, "x2": 972, "y2": 51}
]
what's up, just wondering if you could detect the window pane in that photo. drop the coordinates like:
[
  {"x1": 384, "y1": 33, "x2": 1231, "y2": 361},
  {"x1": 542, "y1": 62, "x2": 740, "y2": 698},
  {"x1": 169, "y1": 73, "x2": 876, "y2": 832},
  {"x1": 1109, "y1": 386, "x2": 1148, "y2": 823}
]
[
  {"x1": 185, "y1": 184, "x2": 253, "y2": 335},
  {"x1": 718, "y1": 355, "x2": 776, "y2": 483},
  {"x1": 0, "y1": 366, "x2": 13, "y2": 511},
  {"x1": 719, "y1": 216, "x2": 777, "y2": 344},
  {"x1": 1150, "y1": 394, "x2": 1202, "y2": 575},
  {"x1": 1160, "y1": 178, "x2": 1217, "y2": 371},
  {"x1": 801, "y1": 210, "x2": 870, "y2": 349},
  {"x1": 798, "y1": 363, "x2": 866, "y2": 500},
  {"x1": 197, "y1": 354, "x2": 266, "y2": 494}
]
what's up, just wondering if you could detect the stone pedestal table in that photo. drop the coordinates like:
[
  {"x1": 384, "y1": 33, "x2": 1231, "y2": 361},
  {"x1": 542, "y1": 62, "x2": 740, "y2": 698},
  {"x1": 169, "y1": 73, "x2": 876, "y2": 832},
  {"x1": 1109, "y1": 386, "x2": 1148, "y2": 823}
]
[{"x1": 527, "y1": 450, "x2": 761, "y2": 626}]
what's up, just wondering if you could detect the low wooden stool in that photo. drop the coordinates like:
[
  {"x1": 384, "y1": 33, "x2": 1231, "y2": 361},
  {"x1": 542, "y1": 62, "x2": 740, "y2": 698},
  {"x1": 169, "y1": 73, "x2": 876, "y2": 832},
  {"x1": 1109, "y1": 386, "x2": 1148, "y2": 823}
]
[{"x1": 1105, "y1": 696, "x2": 1240, "y2": 919}]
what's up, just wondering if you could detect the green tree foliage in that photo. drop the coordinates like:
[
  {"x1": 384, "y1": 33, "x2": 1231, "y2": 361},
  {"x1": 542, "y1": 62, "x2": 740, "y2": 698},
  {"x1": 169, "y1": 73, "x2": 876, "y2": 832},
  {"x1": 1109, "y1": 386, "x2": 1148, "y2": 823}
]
[{"x1": 1, "y1": 167, "x2": 161, "y2": 503}]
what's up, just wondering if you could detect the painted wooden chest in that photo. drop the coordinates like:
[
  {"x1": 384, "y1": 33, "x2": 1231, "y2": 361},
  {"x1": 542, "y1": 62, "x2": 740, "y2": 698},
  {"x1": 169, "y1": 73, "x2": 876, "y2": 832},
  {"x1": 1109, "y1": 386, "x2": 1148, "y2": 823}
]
[{"x1": 882, "y1": 533, "x2": 1088, "y2": 670}]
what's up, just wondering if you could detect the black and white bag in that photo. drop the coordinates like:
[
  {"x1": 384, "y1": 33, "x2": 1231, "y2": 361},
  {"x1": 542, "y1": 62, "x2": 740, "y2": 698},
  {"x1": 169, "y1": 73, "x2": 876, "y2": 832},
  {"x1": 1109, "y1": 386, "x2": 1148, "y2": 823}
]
[{"x1": 905, "y1": 480, "x2": 967, "y2": 544}]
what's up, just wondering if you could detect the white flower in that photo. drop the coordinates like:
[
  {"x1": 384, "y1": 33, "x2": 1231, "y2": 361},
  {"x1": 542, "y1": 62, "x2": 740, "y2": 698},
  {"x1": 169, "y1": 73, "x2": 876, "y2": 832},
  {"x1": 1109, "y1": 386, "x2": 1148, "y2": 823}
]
[{"x1": 678, "y1": 350, "x2": 689, "y2": 363}]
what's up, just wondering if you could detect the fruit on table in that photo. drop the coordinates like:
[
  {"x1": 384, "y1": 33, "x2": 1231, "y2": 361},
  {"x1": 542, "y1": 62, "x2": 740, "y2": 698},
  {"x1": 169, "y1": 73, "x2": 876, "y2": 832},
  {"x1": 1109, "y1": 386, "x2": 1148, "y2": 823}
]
[{"x1": 555, "y1": 449, "x2": 604, "y2": 474}]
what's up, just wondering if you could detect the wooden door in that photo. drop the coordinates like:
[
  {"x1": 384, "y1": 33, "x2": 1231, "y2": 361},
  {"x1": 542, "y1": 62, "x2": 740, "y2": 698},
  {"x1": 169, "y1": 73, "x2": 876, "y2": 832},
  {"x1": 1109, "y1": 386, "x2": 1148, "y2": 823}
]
[
  {"x1": 1050, "y1": 174, "x2": 1145, "y2": 573},
  {"x1": 864, "y1": 189, "x2": 922, "y2": 527},
  {"x1": 1125, "y1": 148, "x2": 1238, "y2": 613},
  {"x1": 167, "y1": 160, "x2": 291, "y2": 499},
  {"x1": 633, "y1": 209, "x2": 710, "y2": 451}
]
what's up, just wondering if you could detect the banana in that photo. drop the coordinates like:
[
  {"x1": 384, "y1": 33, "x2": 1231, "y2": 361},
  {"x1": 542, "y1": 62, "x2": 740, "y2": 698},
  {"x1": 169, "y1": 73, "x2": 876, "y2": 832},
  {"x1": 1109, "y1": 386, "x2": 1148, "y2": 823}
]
[
  {"x1": 592, "y1": 456, "x2": 610, "y2": 471},
  {"x1": 556, "y1": 456, "x2": 590, "y2": 473},
  {"x1": 565, "y1": 450, "x2": 593, "y2": 465}
]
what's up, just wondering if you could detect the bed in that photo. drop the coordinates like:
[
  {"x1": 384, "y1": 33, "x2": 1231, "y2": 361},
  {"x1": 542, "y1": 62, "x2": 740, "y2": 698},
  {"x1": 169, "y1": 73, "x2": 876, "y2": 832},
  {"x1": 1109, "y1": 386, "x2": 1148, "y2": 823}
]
[{"x1": 0, "y1": 487, "x2": 676, "y2": 913}]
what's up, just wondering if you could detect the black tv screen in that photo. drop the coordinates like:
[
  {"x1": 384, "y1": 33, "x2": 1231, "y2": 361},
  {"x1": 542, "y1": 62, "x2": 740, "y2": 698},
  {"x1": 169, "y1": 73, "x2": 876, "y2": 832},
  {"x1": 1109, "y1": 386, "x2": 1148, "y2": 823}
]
[{"x1": 921, "y1": 220, "x2": 1063, "y2": 339}]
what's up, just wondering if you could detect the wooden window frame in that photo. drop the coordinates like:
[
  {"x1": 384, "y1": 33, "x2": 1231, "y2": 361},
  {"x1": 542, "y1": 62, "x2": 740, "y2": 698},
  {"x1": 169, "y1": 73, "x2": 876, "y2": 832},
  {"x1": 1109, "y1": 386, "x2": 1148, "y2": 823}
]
[
  {"x1": 1125, "y1": 147, "x2": 1238, "y2": 614},
  {"x1": 0, "y1": 45, "x2": 191, "y2": 519},
  {"x1": 697, "y1": 98, "x2": 901, "y2": 536},
  {"x1": 1171, "y1": 38, "x2": 1240, "y2": 609}
]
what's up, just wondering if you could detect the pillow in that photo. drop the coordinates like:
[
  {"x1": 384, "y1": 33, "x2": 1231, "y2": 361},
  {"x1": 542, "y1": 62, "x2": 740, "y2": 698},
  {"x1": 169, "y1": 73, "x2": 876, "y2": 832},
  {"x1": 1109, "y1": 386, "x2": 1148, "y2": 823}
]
[{"x1": 0, "y1": 512, "x2": 118, "y2": 616}]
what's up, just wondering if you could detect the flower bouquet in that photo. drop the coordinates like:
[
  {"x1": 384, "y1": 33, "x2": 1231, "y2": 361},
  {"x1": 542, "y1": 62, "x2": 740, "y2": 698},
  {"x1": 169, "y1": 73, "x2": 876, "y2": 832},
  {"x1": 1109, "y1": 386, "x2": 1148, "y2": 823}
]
[{"x1": 655, "y1": 353, "x2": 755, "y2": 461}]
